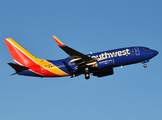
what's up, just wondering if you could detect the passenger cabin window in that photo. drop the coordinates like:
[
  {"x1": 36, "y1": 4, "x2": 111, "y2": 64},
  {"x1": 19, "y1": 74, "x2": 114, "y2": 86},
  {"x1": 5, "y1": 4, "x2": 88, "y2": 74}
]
[{"x1": 144, "y1": 48, "x2": 150, "y2": 50}]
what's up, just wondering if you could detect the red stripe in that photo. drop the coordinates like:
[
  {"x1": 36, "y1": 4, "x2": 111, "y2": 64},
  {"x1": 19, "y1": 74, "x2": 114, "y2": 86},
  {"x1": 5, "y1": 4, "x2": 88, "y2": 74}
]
[{"x1": 30, "y1": 65, "x2": 60, "y2": 77}]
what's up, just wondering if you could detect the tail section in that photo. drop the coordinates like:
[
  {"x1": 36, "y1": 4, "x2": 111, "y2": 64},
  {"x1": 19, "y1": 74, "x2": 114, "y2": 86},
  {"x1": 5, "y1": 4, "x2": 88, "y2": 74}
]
[
  {"x1": 5, "y1": 37, "x2": 70, "y2": 77},
  {"x1": 4, "y1": 38, "x2": 38, "y2": 67}
]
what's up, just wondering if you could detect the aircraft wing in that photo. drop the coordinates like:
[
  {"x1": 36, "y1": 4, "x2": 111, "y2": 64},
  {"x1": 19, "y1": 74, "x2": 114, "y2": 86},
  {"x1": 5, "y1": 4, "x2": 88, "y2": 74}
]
[{"x1": 53, "y1": 36, "x2": 96, "y2": 67}]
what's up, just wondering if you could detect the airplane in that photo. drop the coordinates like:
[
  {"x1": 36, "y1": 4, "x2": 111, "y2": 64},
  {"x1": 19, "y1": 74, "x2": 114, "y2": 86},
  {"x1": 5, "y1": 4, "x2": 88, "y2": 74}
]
[{"x1": 5, "y1": 36, "x2": 158, "y2": 79}]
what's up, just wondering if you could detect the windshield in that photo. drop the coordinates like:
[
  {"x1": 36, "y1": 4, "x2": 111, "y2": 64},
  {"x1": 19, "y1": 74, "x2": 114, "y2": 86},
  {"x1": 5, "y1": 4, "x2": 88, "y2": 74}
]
[{"x1": 144, "y1": 48, "x2": 150, "y2": 50}]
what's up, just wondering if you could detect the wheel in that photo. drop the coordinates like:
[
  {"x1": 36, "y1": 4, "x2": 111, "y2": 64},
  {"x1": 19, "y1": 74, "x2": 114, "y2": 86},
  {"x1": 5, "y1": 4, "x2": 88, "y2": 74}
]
[
  {"x1": 143, "y1": 64, "x2": 147, "y2": 68},
  {"x1": 85, "y1": 73, "x2": 90, "y2": 80},
  {"x1": 71, "y1": 74, "x2": 75, "y2": 78}
]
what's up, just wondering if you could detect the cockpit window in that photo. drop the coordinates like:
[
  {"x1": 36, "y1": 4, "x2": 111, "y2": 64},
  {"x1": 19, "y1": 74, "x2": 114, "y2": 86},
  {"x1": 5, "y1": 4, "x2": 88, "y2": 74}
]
[{"x1": 144, "y1": 48, "x2": 150, "y2": 50}]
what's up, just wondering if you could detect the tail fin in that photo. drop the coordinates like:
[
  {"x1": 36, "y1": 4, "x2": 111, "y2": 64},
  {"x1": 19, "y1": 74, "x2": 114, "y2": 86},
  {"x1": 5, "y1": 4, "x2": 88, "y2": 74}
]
[
  {"x1": 8, "y1": 63, "x2": 29, "y2": 75},
  {"x1": 4, "y1": 38, "x2": 38, "y2": 67}
]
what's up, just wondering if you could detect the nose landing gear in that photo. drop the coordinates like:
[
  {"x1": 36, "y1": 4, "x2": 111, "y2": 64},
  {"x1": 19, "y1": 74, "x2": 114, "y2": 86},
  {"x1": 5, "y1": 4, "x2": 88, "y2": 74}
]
[
  {"x1": 143, "y1": 64, "x2": 147, "y2": 68},
  {"x1": 142, "y1": 60, "x2": 149, "y2": 68}
]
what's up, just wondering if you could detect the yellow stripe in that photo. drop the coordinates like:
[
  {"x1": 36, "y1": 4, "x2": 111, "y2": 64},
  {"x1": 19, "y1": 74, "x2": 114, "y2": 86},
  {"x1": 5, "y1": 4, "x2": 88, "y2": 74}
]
[{"x1": 38, "y1": 59, "x2": 70, "y2": 76}]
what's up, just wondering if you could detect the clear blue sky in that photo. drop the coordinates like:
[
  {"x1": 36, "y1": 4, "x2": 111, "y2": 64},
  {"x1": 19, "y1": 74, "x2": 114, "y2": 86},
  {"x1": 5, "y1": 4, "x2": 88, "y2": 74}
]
[{"x1": 0, "y1": 0, "x2": 162, "y2": 120}]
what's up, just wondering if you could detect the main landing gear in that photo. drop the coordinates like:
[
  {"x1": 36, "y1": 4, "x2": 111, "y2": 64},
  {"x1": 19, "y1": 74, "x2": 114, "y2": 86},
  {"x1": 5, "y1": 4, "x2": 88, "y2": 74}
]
[
  {"x1": 85, "y1": 73, "x2": 90, "y2": 79},
  {"x1": 85, "y1": 68, "x2": 90, "y2": 80},
  {"x1": 71, "y1": 74, "x2": 76, "y2": 78}
]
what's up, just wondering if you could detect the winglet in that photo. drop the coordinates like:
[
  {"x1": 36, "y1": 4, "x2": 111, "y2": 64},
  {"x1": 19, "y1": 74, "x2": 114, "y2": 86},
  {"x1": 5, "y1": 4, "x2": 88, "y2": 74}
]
[{"x1": 53, "y1": 36, "x2": 66, "y2": 47}]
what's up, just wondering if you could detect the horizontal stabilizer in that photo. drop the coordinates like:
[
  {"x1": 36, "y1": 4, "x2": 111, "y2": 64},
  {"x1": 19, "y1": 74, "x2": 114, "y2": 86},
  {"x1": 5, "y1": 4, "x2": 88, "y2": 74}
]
[{"x1": 8, "y1": 63, "x2": 29, "y2": 75}]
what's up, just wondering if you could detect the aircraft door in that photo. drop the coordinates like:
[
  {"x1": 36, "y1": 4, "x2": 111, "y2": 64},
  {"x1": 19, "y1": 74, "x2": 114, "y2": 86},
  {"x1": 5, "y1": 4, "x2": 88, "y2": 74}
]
[{"x1": 134, "y1": 47, "x2": 140, "y2": 55}]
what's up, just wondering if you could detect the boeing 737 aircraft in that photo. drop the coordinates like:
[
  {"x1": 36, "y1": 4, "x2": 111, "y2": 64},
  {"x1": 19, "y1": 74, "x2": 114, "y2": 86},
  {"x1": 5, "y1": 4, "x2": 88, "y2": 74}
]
[{"x1": 5, "y1": 36, "x2": 158, "y2": 79}]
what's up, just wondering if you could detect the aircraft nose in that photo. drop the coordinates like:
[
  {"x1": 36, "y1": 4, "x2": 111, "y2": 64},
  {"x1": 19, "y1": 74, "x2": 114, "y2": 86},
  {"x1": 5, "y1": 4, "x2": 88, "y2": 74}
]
[{"x1": 151, "y1": 50, "x2": 159, "y2": 57}]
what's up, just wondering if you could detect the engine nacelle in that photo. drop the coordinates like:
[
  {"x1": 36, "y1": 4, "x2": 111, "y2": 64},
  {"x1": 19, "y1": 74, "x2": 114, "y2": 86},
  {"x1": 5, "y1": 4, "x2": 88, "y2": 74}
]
[
  {"x1": 93, "y1": 68, "x2": 114, "y2": 77},
  {"x1": 93, "y1": 59, "x2": 114, "y2": 69}
]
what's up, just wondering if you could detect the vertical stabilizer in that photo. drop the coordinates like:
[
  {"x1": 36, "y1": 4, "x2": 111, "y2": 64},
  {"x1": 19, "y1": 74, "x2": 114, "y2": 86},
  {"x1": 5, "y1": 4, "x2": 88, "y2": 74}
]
[{"x1": 4, "y1": 38, "x2": 38, "y2": 67}]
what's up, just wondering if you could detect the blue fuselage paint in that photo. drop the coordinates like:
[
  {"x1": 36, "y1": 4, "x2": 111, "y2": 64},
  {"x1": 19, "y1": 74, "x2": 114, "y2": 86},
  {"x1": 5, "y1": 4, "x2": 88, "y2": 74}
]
[
  {"x1": 49, "y1": 46, "x2": 158, "y2": 74},
  {"x1": 19, "y1": 46, "x2": 158, "y2": 77}
]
